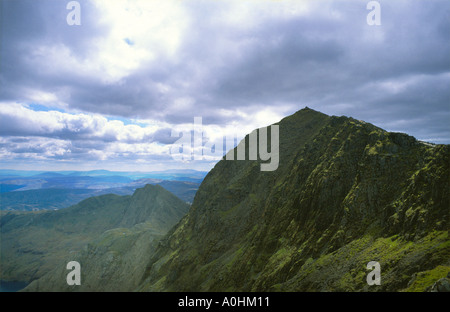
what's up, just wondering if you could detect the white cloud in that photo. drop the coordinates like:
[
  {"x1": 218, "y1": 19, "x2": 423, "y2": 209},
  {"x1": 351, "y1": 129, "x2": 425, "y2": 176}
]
[
  {"x1": 90, "y1": 0, "x2": 188, "y2": 82},
  {"x1": 1, "y1": 0, "x2": 449, "y2": 171},
  {"x1": 0, "y1": 102, "x2": 161, "y2": 143},
  {"x1": 22, "y1": 0, "x2": 188, "y2": 84}
]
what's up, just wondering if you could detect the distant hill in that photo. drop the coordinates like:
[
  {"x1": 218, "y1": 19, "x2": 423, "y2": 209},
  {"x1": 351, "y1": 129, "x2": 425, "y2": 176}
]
[
  {"x1": 0, "y1": 184, "x2": 25, "y2": 193},
  {"x1": 0, "y1": 170, "x2": 47, "y2": 177},
  {"x1": 0, "y1": 188, "x2": 133, "y2": 211},
  {"x1": 0, "y1": 180, "x2": 200, "y2": 211},
  {"x1": 0, "y1": 184, "x2": 189, "y2": 290},
  {"x1": 32, "y1": 172, "x2": 66, "y2": 178}
]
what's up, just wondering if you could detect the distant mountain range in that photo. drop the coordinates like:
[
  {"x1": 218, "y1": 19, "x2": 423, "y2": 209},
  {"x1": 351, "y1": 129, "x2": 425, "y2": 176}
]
[
  {"x1": 0, "y1": 169, "x2": 207, "y2": 211},
  {"x1": 0, "y1": 169, "x2": 208, "y2": 180}
]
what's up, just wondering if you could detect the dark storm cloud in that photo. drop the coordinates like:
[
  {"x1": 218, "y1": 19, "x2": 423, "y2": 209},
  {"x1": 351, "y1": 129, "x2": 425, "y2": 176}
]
[
  {"x1": 155, "y1": 0, "x2": 450, "y2": 137},
  {"x1": 205, "y1": 1, "x2": 450, "y2": 115},
  {"x1": 0, "y1": 0, "x2": 105, "y2": 85}
]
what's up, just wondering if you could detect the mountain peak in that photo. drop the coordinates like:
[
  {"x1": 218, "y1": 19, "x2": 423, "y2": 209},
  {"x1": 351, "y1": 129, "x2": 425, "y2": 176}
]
[
  {"x1": 139, "y1": 108, "x2": 449, "y2": 292},
  {"x1": 134, "y1": 183, "x2": 165, "y2": 195},
  {"x1": 121, "y1": 184, "x2": 189, "y2": 229}
]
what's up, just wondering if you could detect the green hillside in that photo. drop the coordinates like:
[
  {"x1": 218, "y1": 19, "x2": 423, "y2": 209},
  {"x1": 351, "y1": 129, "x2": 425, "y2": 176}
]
[
  {"x1": 0, "y1": 184, "x2": 189, "y2": 289},
  {"x1": 137, "y1": 108, "x2": 449, "y2": 292}
]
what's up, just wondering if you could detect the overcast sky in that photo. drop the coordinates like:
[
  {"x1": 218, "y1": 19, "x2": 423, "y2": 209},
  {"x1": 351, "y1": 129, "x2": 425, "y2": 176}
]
[{"x1": 0, "y1": 0, "x2": 449, "y2": 172}]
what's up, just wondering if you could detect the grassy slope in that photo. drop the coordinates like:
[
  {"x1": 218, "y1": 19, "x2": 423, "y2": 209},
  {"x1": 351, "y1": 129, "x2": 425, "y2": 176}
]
[
  {"x1": 138, "y1": 108, "x2": 449, "y2": 292},
  {"x1": 1, "y1": 184, "x2": 189, "y2": 287}
]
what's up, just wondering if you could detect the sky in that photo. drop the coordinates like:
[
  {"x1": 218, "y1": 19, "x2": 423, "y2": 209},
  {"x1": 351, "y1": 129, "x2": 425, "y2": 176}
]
[{"x1": 0, "y1": 0, "x2": 449, "y2": 172}]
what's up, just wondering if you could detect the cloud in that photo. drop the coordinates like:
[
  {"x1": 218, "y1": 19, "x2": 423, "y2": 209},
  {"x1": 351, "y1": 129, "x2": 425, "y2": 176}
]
[
  {"x1": 0, "y1": 0, "x2": 449, "y2": 170},
  {"x1": 0, "y1": 102, "x2": 168, "y2": 143}
]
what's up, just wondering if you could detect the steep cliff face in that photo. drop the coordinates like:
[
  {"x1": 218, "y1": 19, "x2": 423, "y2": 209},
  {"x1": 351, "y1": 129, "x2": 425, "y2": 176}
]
[
  {"x1": 138, "y1": 108, "x2": 449, "y2": 292},
  {"x1": 1, "y1": 184, "x2": 189, "y2": 290}
]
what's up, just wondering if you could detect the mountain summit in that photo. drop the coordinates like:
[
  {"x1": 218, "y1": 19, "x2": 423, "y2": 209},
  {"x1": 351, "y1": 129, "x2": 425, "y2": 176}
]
[{"x1": 138, "y1": 108, "x2": 449, "y2": 292}]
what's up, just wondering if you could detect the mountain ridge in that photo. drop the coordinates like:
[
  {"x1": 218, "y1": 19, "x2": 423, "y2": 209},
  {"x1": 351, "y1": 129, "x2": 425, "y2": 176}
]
[
  {"x1": 137, "y1": 107, "x2": 449, "y2": 292},
  {"x1": 0, "y1": 184, "x2": 190, "y2": 287}
]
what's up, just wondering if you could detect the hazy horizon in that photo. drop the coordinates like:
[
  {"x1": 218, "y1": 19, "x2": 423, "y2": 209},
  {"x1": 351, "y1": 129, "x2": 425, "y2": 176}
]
[{"x1": 0, "y1": 168, "x2": 209, "y2": 175}]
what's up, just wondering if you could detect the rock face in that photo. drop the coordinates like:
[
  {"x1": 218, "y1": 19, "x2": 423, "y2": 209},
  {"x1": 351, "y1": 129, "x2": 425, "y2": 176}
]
[
  {"x1": 428, "y1": 273, "x2": 450, "y2": 292},
  {"x1": 1, "y1": 184, "x2": 189, "y2": 291},
  {"x1": 138, "y1": 108, "x2": 449, "y2": 292}
]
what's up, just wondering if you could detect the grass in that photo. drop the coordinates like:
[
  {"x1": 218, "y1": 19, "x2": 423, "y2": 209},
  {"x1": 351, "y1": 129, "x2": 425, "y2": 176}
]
[{"x1": 404, "y1": 265, "x2": 450, "y2": 292}]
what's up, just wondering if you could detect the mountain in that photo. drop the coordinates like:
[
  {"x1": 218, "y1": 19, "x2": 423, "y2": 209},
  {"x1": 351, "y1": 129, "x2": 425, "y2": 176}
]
[
  {"x1": 32, "y1": 172, "x2": 67, "y2": 178},
  {"x1": 5, "y1": 108, "x2": 448, "y2": 292},
  {"x1": 136, "y1": 107, "x2": 449, "y2": 292},
  {"x1": 0, "y1": 184, "x2": 25, "y2": 193},
  {"x1": 0, "y1": 175, "x2": 133, "y2": 194},
  {"x1": 0, "y1": 184, "x2": 189, "y2": 289},
  {"x1": 0, "y1": 170, "x2": 47, "y2": 178},
  {"x1": 0, "y1": 169, "x2": 206, "y2": 212}
]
